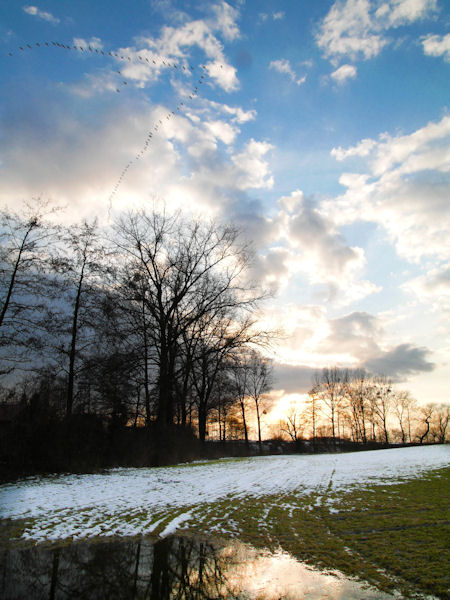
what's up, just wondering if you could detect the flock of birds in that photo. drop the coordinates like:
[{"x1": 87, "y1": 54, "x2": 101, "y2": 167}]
[{"x1": 7, "y1": 41, "x2": 221, "y2": 208}]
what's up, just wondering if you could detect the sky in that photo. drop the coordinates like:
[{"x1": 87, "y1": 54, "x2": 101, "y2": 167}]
[{"x1": 0, "y1": 0, "x2": 449, "y2": 409}]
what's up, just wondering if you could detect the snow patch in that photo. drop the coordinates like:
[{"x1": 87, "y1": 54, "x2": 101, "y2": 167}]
[{"x1": 0, "y1": 445, "x2": 448, "y2": 543}]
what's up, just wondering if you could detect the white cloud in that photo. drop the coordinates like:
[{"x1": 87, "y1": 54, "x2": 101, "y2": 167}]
[
  {"x1": 269, "y1": 58, "x2": 294, "y2": 77},
  {"x1": 128, "y1": 13, "x2": 240, "y2": 91},
  {"x1": 23, "y1": 5, "x2": 59, "y2": 25},
  {"x1": 386, "y1": 0, "x2": 437, "y2": 27},
  {"x1": 421, "y1": 33, "x2": 450, "y2": 61},
  {"x1": 73, "y1": 37, "x2": 103, "y2": 51},
  {"x1": 370, "y1": 114, "x2": 450, "y2": 175},
  {"x1": 402, "y1": 264, "x2": 450, "y2": 316},
  {"x1": 316, "y1": 0, "x2": 437, "y2": 63},
  {"x1": 275, "y1": 191, "x2": 381, "y2": 303},
  {"x1": 330, "y1": 63, "x2": 357, "y2": 83},
  {"x1": 331, "y1": 137, "x2": 376, "y2": 160},
  {"x1": 209, "y1": 102, "x2": 256, "y2": 124},
  {"x1": 204, "y1": 119, "x2": 238, "y2": 145},
  {"x1": 259, "y1": 11, "x2": 285, "y2": 22},
  {"x1": 269, "y1": 59, "x2": 307, "y2": 86},
  {"x1": 210, "y1": 2, "x2": 240, "y2": 41},
  {"x1": 205, "y1": 60, "x2": 239, "y2": 92},
  {"x1": 0, "y1": 79, "x2": 270, "y2": 226},
  {"x1": 88, "y1": 5, "x2": 240, "y2": 93},
  {"x1": 316, "y1": 0, "x2": 387, "y2": 62},
  {"x1": 68, "y1": 71, "x2": 122, "y2": 98},
  {"x1": 318, "y1": 311, "x2": 383, "y2": 361},
  {"x1": 326, "y1": 115, "x2": 450, "y2": 263},
  {"x1": 263, "y1": 305, "x2": 434, "y2": 383},
  {"x1": 231, "y1": 139, "x2": 274, "y2": 189},
  {"x1": 278, "y1": 189, "x2": 304, "y2": 213},
  {"x1": 251, "y1": 247, "x2": 295, "y2": 294}
]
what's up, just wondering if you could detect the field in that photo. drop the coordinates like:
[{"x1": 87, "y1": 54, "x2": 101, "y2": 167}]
[{"x1": 1, "y1": 445, "x2": 449, "y2": 598}]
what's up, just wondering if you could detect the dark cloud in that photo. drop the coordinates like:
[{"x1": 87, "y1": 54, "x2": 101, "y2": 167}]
[
  {"x1": 287, "y1": 197, "x2": 361, "y2": 275},
  {"x1": 318, "y1": 311, "x2": 381, "y2": 360},
  {"x1": 250, "y1": 247, "x2": 291, "y2": 292},
  {"x1": 363, "y1": 343, "x2": 435, "y2": 380},
  {"x1": 273, "y1": 363, "x2": 318, "y2": 393}
]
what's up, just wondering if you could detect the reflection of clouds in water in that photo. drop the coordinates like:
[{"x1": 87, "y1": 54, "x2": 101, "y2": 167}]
[{"x1": 225, "y1": 541, "x2": 393, "y2": 599}]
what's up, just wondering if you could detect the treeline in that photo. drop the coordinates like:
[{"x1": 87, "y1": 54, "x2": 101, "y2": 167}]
[
  {"x1": 0, "y1": 201, "x2": 273, "y2": 476},
  {"x1": 276, "y1": 367, "x2": 449, "y2": 448},
  {"x1": 1, "y1": 203, "x2": 447, "y2": 479}
]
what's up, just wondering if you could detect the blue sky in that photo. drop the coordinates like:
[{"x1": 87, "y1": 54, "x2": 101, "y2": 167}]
[{"x1": 1, "y1": 0, "x2": 449, "y2": 406}]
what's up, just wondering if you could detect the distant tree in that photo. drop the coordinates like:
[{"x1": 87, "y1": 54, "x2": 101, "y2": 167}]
[
  {"x1": 393, "y1": 390, "x2": 416, "y2": 444},
  {"x1": 431, "y1": 404, "x2": 449, "y2": 443},
  {"x1": 313, "y1": 367, "x2": 349, "y2": 447},
  {"x1": 417, "y1": 403, "x2": 435, "y2": 444},
  {"x1": 346, "y1": 370, "x2": 372, "y2": 444},
  {"x1": 372, "y1": 376, "x2": 394, "y2": 444},
  {"x1": 211, "y1": 370, "x2": 236, "y2": 442},
  {"x1": 281, "y1": 408, "x2": 303, "y2": 443},
  {"x1": 305, "y1": 386, "x2": 321, "y2": 450},
  {"x1": 231, "y1": 350, "x2": 251, "y2": 447},
  {"x1": 246, "y1": 350, "x2": 273, "y2": 450}
]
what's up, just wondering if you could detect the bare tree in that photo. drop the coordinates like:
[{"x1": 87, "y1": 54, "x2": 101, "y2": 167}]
[
  {"x1": 373, "y1": 376, "x2": 394, "y2": 444},
  {"x1": 393, "y1": 390, "x2": 415, "y2": 444},
  {"x1": 281, "y1": 408, "x2": 303, "y2": 442},
  {"x1": 417, "y1": 403, "x2": 435, "y2": 444},
  {"x1": 246, "y1": 350, "x2": 273, "y2": 450},
  {"x1": 431, "y1": 404, "x2": 449, "y2": 443},
  {"x1": 346, "y1": 370, "x2": 371, "y2": 443},
  {"x1": 313, "y1": 367, "x2": 349, "y2": 447},
  {"x1": 231, "y1": 350, "x2": 251, "y2": 447},
  {"x1": 50, "y1": 220, "x2": 110, "y2": 416},
  {"x1": 189, "y1": 314, "x2": 261, "y2": 443},
  {"x1": 0, "y1": 201, "x2": 57, "y2": 374},
  {"x1": 113, "y1": 208, "x2": 266, "y2": 435},
  {"x1": 305, "y1": 386, "x2": 321, "y2": 450}
]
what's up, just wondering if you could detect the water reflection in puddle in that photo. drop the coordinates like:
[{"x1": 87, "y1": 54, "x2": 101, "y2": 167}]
[{"x1": 1, "y1": 535, "x2": 394, "y2": 599}]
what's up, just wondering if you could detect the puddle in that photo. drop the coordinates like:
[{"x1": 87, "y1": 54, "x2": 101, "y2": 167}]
[{"x1": 1, "y1": 535, "x2": 395, "y2": 599}]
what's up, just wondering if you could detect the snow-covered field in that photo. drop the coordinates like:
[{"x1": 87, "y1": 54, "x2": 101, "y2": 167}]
[{"x1": 1, "y1": 445, "x2": 448, "y2": 544}]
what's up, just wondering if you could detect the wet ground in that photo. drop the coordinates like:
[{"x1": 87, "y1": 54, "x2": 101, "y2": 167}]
[{"x1": 1, "y1": 534, "x2": 396, "y2": 599}]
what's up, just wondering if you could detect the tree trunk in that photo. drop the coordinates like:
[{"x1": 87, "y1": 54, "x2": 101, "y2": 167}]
[
  {"x1": 198, "y1": 403, "x2": 207, "y2": 443},
  {"x1": 49, "y1": 548, "x2": 60, "y2": 600},
  {"x1": 132, "y1": 540, "x2": 141, "y2": 599},
  {"x1": 255, "y1": 400, "x2": 262, "y2": 451},
  {"x1": 150, "y1": 538, "x2": 171, "y2": 600},
  {"x1": 240, "y1": 399, "x2": 249, "y2": 447},
  {"x1": 141, "y1": 300, "x2": 151, "y2": 426},
  {"x1": 67, "y1": 257, "x2": 86, "y2": 416},
  {"x1": 0, "y1": 223, "x2": 34, "y2": 330}
]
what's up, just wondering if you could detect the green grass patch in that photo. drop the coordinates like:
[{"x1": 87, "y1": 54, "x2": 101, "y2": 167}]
[{"x1": 182, "y1": 466, "x2": 449, "y2": 599}]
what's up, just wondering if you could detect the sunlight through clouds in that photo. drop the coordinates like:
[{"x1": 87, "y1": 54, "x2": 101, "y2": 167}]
[{"x1": 1, "y1": 0, "x2": 449, "y2": 405}]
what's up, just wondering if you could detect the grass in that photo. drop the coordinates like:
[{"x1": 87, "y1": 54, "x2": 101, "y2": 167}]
[
  {"x1": 182, "y1": 466, "x2": 450, "y2": 599},
  {"x1": 1, "y1": 464, "x2": 448, "y2": 598}
]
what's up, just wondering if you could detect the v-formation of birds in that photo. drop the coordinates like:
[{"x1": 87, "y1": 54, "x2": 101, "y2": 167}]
[{"x1": 7, "y1": 41, "x2": 224, "y2": 204}]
